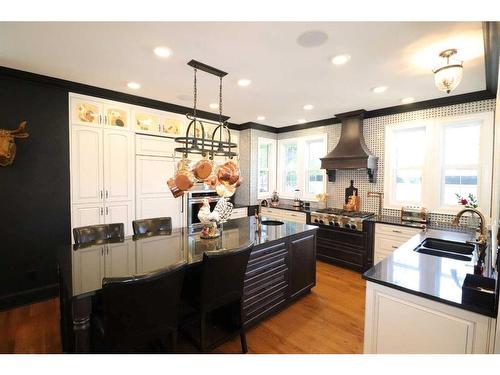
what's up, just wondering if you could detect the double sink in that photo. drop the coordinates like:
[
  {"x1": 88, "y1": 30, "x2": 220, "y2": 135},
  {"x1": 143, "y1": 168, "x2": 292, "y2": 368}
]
[{"x1": 414, "y1": 238, "x2": 476, "y2": 261}]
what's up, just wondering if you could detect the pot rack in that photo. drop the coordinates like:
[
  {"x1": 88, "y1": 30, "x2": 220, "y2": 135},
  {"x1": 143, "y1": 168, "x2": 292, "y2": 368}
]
[{"x1": 174, "y1": 60, "x2": 238, "y2": 159}]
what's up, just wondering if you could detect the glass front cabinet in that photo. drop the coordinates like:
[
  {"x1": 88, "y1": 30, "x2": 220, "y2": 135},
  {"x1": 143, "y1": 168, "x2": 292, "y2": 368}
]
[{"x1": 71, "y1": 96, "x2": 130, "y2": 130}]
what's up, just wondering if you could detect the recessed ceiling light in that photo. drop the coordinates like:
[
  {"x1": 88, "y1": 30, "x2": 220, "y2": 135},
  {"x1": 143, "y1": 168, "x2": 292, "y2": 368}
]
[
  {"x1": 127, "y1": 82, "x2": 141, "y2": 90},
  {"x1": 237, "y1": 79, "x2": 252, "y2": 87},
  {"x1": 297, "y1": 30, "x2": 328, "y2": 48},
  {"x1": 257, "y1": 116, "x2": 266, "y2": 121},
  {"x1": 153, "y1": 46, "x2": 172, "y2": 58},
  {"x1": 303, "y1": 104, "x2": 314, "y2": 111},
  {"x1": 401, "y1": 97, "x2": 415, "y2": 104},
  {"x1": 298, "y1": 119, "x2": 307, "y2": 124},
  {"x1": 372, "y1": 86, "x2": 388, "y2": 94},
  {"x1": 209, "y1": 103, "x2": 219, "y2": 109},
  {"x1": 331, "y1": 54, "x2": 351, "y2": 65}
]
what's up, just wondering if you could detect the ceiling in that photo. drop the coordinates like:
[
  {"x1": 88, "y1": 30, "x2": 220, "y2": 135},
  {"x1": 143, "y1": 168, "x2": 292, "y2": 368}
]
[{"x1": 0, "y1": 22, "x2": 486, "y2": 127}]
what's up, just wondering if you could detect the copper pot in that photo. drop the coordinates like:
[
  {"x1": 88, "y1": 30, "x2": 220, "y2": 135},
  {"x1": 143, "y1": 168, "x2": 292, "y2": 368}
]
[
  {"x1": 217, "y1": 160, "x2": 239, "y2": 183},
  {"x1": 175, "y1": 169, "x2": 195, "y2": 191},
  {"x1": 167, "y1": 177, "x2": 184, "y2": 198},
  {"x1": 193, "y1": 158, "x2": 213, "y2": 181}
]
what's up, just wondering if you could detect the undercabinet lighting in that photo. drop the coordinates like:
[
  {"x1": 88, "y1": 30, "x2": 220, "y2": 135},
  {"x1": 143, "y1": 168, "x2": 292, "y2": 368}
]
[
  {"x1": 298, "y1": 119, "x2": 306, "y2": 124},
  {"x1": 209, "y1": 103, "x2": 219, "y2": 109},
  {"x1": 127, "y1": 82, "x2": 141, "y2": 90},
  {"x1": 303, "y1": 104, "x2": 314, "y2": 110},
  {"x1": 153, "y1": 46, "x2": 172, "y2": 58},
  {"x1": 372, "y1": 86, "x2": 388, "y2": 94},
  {"x1": 331, "y1": 54, "x2": 351, "y2": 65},
  {"x1": 401, "y1": 97, "x2": 415, "y2": 104},
  {"x1": 257, "y1": 116, "x2": 266, "y2": 121},
  {"x1": 237, "y1": 79, "x2": 252, "y2": 87}
]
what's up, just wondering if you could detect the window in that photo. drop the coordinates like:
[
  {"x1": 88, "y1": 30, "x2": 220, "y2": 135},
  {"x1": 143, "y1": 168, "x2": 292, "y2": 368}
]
[
  {"x1": 277, "y1": 134, "x2": 327, "y2": 200},
  {"x1": 257, "y1": 137, "x2": 276, "y2": 198},
  {"x1": 384, "y1": 112, "x2": 494, "y2": 213}
]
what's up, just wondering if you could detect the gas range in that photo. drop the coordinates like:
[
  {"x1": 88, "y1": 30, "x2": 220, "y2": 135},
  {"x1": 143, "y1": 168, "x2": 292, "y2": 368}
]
[{"x1": 309, "y1": 208, "x2": 374, "y2": 231}]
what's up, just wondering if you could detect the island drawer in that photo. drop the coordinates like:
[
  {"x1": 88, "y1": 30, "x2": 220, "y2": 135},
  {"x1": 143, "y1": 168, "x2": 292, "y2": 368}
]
[
  {"x1": 249, "y1": 242, "x2": 287, "y2": 262},
  {"x1": 245, "y1": 249, "x2": 287, "y2": 276},
  {"x1": 243, "y1": 282, "x2": 288, "y2": 323},
  {"x1": 244, "y1": 265, "x2": 288, "y2": 298}
]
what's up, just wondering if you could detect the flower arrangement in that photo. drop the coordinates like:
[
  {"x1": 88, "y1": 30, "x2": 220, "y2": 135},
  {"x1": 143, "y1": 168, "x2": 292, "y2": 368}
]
[{"x1": 455, "y1": 193, "x2": 478, "y2": 209}]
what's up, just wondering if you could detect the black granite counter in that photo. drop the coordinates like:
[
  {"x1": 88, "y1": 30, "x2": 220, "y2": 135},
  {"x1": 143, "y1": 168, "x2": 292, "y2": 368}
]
[
  {"x1": 363, "y1": 228, "x2": 497, "y2": 317},
  {"x1": 59, "y1": 216, "x2": 317, "y2": 298},
  {"x1": 366, "y1": 215, "x2": 472, "y2": 233}
]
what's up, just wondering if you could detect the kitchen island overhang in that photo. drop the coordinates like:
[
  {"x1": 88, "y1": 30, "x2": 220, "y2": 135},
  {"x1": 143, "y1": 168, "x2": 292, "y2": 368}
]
[{"x1": 57, "y1": 216, "x2": 318, "y2": 353}]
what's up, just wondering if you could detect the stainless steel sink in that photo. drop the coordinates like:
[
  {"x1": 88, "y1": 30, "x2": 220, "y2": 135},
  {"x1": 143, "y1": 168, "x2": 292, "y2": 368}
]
[
  {"x1": 261, "y1": 220, "x2": 285, "y2": 226},
  {"x1": 414, "y1": 238, "x2": 475, "y2": 261}
]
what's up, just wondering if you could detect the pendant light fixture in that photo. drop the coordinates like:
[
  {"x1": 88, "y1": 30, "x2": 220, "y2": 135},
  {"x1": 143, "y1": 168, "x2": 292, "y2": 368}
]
[{"x1": 432, "y1": 49, "x2": 463, "y2": 94}]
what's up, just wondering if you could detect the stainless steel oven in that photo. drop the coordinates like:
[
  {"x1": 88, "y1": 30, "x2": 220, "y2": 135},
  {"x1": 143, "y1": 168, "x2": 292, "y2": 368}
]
[{"x1": 186, "y1": 184, "x2": 222, "y2": 227}]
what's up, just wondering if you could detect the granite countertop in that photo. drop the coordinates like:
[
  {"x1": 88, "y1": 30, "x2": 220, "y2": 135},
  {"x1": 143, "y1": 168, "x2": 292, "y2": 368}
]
[
  {"x1": 363, "y1": 228, "x2": 497, "y2": 317},
  {"x1": 60, "y1": 216, "x2": 317, "y2": 298},
  {"x1": 262, "y1": 203, "x2": 313, "y2": 213}
]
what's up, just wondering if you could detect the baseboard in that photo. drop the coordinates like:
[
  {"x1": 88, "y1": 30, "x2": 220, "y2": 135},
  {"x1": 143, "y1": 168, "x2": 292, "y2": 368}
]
[{"x1": 0, "y1": 283, "x2": 59, "y2": 311}]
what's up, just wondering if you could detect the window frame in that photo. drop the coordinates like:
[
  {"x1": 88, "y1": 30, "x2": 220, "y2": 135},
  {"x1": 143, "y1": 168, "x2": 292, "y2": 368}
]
[
  {"x1": 384, "y1": 112, "x2": 494, "y2": 215},
  {"x1": 277, "y1": 133, "x2": 328, "y2": 201},
  {"x1": 257, "y1": 137, "x2": 277, "y2": 199}
]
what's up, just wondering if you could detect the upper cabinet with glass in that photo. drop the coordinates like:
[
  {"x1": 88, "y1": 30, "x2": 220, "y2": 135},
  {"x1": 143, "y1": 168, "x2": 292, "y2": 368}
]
[
  {"x1": 134, "y1": 111, "x2": 160, "y2": 133},
  {"x1": 70, "y1": 95, "x2": 130, "y2": 130},
  {"x1": 103, "y1": 103, "x2": 130, "y2": 129},
  {"x1": 71, "y1": 97, "x2": 103, "y2": 126}
]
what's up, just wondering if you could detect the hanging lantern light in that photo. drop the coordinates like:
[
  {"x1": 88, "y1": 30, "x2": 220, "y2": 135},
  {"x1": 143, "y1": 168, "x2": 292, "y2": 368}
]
[{"x1": 432, "y1": 49, "x2": 463, "y2": 94}]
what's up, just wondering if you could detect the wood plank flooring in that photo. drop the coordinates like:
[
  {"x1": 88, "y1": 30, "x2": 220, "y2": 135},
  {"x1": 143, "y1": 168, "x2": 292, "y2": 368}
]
[{"x1": 0, "y1": 262, "x2": 365, "y2": 354}]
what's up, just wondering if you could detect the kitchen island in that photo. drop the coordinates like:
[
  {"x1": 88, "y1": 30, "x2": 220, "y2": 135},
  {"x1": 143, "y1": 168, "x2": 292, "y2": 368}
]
[
  {"x1": 362, "y1": 228, "x2": 498, "y2": 354},
  {"x1": 57, "y1": 216, "x2": 318, "y2": 353}
]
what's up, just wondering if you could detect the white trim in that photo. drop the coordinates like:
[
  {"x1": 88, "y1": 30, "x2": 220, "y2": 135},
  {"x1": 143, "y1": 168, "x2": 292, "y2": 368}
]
[{"x1": 257, "y1": 137, "x2": 277, "y2": 199}]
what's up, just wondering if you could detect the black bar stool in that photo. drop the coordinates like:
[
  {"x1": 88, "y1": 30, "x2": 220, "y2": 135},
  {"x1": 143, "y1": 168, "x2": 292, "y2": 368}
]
[
  {"x1": 132, "y1": 217, "x2": 172, "y2": 236},
  {"x1": 73, "y1": 223, "x2": 124, "y2": 246}
]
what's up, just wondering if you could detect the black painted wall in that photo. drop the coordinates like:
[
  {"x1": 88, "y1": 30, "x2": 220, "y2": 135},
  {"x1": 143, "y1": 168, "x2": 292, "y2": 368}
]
[{"x1": 0, "y1": 75, "x2": 70, "y2": 309}]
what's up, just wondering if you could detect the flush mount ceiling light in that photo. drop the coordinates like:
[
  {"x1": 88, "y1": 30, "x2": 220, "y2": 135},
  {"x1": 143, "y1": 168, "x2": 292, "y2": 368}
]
[
  {"x1": 297, "y1": 30, "x2": 328, "y2": 48},
  {"x1": 371, "y1": 86, "x2": 388, "y2": 94},
  {"x1": 303, "y1": 104, "x2": 314, "y2": 110},
  {"x1": 298, "y1": 119, "x2": 306, "y2": 124},
  {"x1": 432, "y1": 48, "x2": 463, "y2": 94},
  {"x1": 331, "y1": 54, "x2": 351, "y2": 65},
  {"x1": 209, "y1": 103, "x2": 219, "y2": 109},
  {"x1": 401, "y1": 97, "x2": 415, "y2": 104},
  {"x1": 237, "y1": 79, "x2": 251, "y2": 87},
  {"x1": 127, "y1": 82, "x2": 141, "y2": 90},
  {"x1": 153, "y1": 46, "x2": 172, "y2": 58},
  {"x1": 257, "y1": 116, "x2": 266, "y2": 121}
]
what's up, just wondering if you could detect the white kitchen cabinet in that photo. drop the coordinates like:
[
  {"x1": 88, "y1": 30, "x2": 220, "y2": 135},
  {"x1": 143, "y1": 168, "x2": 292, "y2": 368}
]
[
  {"x1": 229, "y1": 207, "x2": 247, "y2": 220},
  {"x1": 103, "y1": 102, "x2": 130, "y2": 130},
  {"x1": 70, "y1": 97, "x2": 103, "y2": 126},
  {"x1": 71, "y1": 126, "x2": 104, "y2": 205},
  {"x1": 136, "y1": 234, "x2": 184, "y2": 274},
  {"x1": 135, "y1": 134, "x2": 176, "y2": 157},
  {"x1": 103, "y1": 129, "x2": 135, "y2": 202},
  {"x1": 104, "y1": 241, "x2": 136, "y2": 277},
  {"x1": 72, "y1": 245, "x2": 105, "y2": 295},
  {"x1": 364, "y1": 281, "x2": 496, "y2": 354},
  {"x1": 135, "y1": 153, "x2": 184, "y2": 228},
  {"x1": 374, "y1": 223, "x2": 423, "y2": 264},
  {"x1": 260, "y1": 207, "x2": 307, "y2": 223},
  {"x1": 71, "y1": 203, "x2": 104, "y2": 228},
  {"x1": 105, "y1": 201, "x2": 134, "y2": 236}
]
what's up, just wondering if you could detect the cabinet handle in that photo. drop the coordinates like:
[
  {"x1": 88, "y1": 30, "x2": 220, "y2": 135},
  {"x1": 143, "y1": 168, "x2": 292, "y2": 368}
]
[
  {"x1": 100, "y1": 207, "x2": 103, "y2": 215},
  {"x1": 392, "y1": 230, "x2": 402, "y2": 233},
  {"x1": 101, "y1": 248, "x2": 104, "y2": 256},
  {"x1": 106, "y1": 246, "x2": 109, "y2": 255},
  {"x1": 105, "y1": 190, "x2": 109, "y2": 199},
  {"x1": 106, "y1": 207, "x2": 109, "y2": 215},
  {"x1": 100, "y1": 190, "x2": 103, "y2": 199},
  {"x1": 391, "y1": 246, "x2": 398, "y2": 249},
  {"x1": 104, "y1": 115, "x2": 108, "y2": 124}
]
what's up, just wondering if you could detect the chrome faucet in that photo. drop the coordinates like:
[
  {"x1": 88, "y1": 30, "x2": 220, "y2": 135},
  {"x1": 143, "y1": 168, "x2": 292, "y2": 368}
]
[
  {"x1": 255, "y1": 199, "x2": 267, "y2": 229},
  {"x1": 451, "y1": 208, "x2": 488, "y2": 246},
  {"x1": 367, "y1": 191, "x2": 384, "y2": 217}
]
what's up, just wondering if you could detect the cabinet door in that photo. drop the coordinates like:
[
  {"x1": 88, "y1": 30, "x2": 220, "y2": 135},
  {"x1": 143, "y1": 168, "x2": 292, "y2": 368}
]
[
  {"x1": 70, "y1": 97, "x2": 103, "y2": 126},
  {"x1": 103, "y1": 102, "x2": 130, "y2": 130},
  {"x1": 136, "y1": 156, "x2": 183, "y2": 228},
  {"x1": 105, "y1": 201, "x2": 134, "y2": 236},
  {"x1": 71, "y1": 126, "x2": 104, "y2": 204},
  {"x1": 72, "y1": 245, "x2": 105, "y2": 295},
  {"x1": 135, "y1": 135, "x2": 175, "y2": 157},
  {"x1": 105, "y1": 241, "x2": 136, "y2": 277},
  {"x1": 289, "y1": 234, "x2": 316, "y2": 299},
  {"x1": 133, "y1": 111, "x2": 161, "y2": 133},
  {"x1": 72, "y1": 203, "x2": 104, "y2": 229},
  {"x1": 103, "y1": 129, "x2": 134, "y2": 202}
]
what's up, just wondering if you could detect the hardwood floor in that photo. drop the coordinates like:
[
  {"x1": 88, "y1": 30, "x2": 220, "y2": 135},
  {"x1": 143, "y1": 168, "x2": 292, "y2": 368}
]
[{"x1": 0, "y1": 262, "x2": 365, "y2": 354}]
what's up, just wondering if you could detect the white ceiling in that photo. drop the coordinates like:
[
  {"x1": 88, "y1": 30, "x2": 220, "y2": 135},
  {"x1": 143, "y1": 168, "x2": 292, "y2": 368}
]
[{"x1": 0, "y1": 22, "x2": 486, "y2": 127}]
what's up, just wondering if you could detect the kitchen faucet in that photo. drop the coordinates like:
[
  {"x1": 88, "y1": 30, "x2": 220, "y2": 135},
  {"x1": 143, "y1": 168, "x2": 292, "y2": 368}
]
[
  {"x1": 367, "y1": 191, "x2": 384, "y2": 217},
  {"x1": 451, "y1": 208, "x2": 488, "y2": 246},
  {"x1": 255, "y1": 199, "x2": 267, "y2": 230}
]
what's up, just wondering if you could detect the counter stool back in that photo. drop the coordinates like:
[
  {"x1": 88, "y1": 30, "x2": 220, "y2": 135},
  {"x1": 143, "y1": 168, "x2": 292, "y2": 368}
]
[
  {"x1": 96, "y1": 261, "x2": 186, "y2": 353},
  {"x1": 132, "y1": 217, "x2": 172, "y2": 236},
  {"x1": 73, "y1": 223, "x2": 124, "y2": 246}
]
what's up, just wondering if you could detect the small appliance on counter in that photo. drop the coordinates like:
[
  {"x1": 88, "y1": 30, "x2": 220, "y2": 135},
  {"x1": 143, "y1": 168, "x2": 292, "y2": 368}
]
[
  {"x1": 293, "y1": 189, "x2": 303, "y2": 208},
  {"x1": 401, "y1": 206, "x2": 429, "y2": 227},
  {"x1": 270, "y1": 191, "x2": 280, "y2": 207}
]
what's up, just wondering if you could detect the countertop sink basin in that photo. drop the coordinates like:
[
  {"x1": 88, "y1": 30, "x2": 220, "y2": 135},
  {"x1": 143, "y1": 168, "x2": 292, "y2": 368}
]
[
  {"x1": 261, "y1": 220, "x2": 285, "y2": 226},
  {"x1": 414, "y1": 238, "x2": 475, "y2": 261}
]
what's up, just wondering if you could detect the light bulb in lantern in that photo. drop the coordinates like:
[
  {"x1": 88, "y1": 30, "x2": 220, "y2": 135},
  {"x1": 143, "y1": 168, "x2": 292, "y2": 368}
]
[{"x1": 432, "y1": 49, "x2": 463, "y2": 94}]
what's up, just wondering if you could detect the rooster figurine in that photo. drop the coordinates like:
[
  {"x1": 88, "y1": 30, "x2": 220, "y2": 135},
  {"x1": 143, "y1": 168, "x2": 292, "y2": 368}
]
[{"x1": 197, "y1": 198, "x2": 221, "y2": 239}]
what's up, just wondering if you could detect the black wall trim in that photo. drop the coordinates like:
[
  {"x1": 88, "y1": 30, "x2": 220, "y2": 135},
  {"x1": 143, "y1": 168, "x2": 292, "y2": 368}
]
[
  {"x1": 483, "y1": 21, "x2": 500, "y2": 96},
  {"x1": 0, "y1": 283, "x2": 58, "y2": 311},
  {"x1": 230, "y1": 121, "x2": 279, "y2": 133},
  {"x1": 0, "y1": 66, "x2": 229, "y2": 123}
]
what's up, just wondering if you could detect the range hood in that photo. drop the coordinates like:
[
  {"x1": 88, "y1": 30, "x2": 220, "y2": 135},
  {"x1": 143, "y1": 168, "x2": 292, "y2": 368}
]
[{"x1": 320, "y1": 109, "x2": 378, "y2": 183}]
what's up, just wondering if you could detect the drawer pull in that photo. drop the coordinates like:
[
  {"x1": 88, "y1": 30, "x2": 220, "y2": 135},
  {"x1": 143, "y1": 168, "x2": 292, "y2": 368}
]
[
  {"x1": 392, "y1": 230, "x2": 402, "y2": 233},
  {"x1": 391, "y1": 246, "x2": 398, "y2": 249}
]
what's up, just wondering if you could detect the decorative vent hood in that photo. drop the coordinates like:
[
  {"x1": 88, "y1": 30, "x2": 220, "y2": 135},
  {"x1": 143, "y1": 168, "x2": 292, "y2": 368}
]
[{"x1": 320, "y1": 109, "x2": 378, "y2": 183}]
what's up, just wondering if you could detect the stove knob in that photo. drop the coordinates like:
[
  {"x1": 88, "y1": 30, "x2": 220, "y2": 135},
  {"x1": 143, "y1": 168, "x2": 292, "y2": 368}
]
[
  {"x1": 319, "y1": 220, "x2": 324, "y2": 224},
  {"x1": 314, "y1": 218, "x2": 319, "y2": 223},
  {"x1": 333, "y1": 222, "x2": 340, "y2": 227},
  {"x1": 350, "y1": 224, "x2": 357, "y2": 230},
  {"x1": 329, "y1": 221, "x2": 334, "y2": 226},
  {"x1": 344, "y1": 223, "x2": 351, "y2": 229}
]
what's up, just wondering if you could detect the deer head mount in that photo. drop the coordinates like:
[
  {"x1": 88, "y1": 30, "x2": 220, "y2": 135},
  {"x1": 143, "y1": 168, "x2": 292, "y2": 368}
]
[{"x1": 0, "y1": 121, "x2": 29, "y2": 167}]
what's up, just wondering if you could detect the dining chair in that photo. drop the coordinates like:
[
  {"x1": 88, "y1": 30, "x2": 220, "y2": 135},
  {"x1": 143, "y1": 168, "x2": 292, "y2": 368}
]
[
  {"x1": 132, "y1": 217, "x2": 172, "y2": 236},
  {"x1": 93, "y1": 261, "x2": 186, "y2": 353},
  {"x1": 184, "y1": 241, "x2": 254, "y2": 353},
  {"x1": 73, "y1": 223, "x2": 124, "y2": 246}
]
